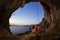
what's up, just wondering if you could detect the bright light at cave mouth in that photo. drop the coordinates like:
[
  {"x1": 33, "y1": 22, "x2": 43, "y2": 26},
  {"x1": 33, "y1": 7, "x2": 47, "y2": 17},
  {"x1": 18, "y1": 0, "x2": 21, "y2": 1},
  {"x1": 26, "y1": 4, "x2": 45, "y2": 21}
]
[{"x1": 9, "y1": 2, "x2": 44, "y2": 25}]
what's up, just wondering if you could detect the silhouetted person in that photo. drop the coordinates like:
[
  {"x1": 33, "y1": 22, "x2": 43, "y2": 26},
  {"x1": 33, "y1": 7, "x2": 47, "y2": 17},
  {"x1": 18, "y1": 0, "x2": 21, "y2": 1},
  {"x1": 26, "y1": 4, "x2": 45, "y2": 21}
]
[
  {"x1": 30, "y1": 26, "x2": 36, "y2": 40},
  {"x1": 36, "y1": 25, "x2": 44, "y2": 40}
]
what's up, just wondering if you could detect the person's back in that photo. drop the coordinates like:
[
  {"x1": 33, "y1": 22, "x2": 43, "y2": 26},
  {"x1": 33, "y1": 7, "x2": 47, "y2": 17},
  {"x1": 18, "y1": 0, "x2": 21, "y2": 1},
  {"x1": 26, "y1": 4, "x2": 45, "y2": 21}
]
[{"x1": 37, "y1": 26, "x2": 44, "y2": 32}]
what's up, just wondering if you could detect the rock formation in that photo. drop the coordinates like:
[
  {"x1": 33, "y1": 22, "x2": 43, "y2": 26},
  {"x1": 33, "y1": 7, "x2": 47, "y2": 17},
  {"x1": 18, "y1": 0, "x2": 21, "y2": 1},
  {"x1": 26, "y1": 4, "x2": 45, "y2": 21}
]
[{"x1": 0, "y1": 0, "x2": 60, "y2": 40}]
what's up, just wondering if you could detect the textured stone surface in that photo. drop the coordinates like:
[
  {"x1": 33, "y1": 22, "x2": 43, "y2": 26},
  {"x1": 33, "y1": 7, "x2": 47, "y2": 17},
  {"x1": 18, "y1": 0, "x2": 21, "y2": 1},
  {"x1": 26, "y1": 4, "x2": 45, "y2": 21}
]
[
  {"x1": 0, "y1": 26, "x2": 20, "y2": 40},
  {"x1": 0, "y1": 0, "x2": 60, "y2": 40}
]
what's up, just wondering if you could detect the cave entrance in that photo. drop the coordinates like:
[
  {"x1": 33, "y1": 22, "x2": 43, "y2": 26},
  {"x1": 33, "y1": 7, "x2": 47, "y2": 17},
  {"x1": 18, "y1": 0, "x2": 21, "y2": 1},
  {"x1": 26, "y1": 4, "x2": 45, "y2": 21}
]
[{"x1": 9, "y1": 2, "x2": 44, "y2": 35}]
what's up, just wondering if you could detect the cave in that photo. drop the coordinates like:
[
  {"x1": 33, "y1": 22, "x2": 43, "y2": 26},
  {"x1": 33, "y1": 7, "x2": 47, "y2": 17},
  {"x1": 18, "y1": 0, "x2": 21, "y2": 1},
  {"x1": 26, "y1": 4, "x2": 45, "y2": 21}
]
[{"x1": 0, "y1": 0, "x2": 60, "y2": 40}]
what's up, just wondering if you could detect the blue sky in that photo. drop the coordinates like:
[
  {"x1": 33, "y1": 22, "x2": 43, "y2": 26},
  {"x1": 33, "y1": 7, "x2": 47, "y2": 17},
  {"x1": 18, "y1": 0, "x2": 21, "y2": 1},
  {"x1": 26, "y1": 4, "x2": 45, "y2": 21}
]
[{"x1": 9, "y1": 2, "x2": 44, "y2": 25}]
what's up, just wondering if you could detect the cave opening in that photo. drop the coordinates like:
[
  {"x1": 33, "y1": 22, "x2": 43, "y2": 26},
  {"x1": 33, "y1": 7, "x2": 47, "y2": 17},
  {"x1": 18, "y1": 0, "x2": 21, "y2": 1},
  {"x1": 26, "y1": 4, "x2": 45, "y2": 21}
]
[{"x1": 9, "y1": 2, "x2": 44, "y2": 35}]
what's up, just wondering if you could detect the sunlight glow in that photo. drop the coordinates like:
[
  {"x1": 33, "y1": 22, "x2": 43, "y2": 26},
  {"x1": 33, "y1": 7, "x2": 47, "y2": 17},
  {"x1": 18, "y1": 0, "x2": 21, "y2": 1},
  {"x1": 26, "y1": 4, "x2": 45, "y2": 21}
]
[{"x1": 9, "y1": 2, "x2": 44, "y2": 25}]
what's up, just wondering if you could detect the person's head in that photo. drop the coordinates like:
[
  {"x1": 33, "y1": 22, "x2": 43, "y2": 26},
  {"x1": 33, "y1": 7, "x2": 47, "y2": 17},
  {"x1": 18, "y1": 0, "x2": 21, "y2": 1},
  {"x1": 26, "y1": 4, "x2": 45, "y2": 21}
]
[
  {"x1": 32, "y1": 26, "x2": 35, "y2": 29},
  {"x1": 37, "y1": 24, "x2": 40, "y2": 26},
  {"x1": 42, "y1": 18, "x2": 45, "y2": 20}
]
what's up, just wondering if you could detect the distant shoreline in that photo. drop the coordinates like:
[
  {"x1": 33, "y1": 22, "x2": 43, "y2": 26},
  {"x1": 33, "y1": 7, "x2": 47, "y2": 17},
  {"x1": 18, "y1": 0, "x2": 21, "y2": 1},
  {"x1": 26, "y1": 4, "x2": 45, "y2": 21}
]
[{"x1": 9, "y1": 24, "x2": 37, "y2": 27}]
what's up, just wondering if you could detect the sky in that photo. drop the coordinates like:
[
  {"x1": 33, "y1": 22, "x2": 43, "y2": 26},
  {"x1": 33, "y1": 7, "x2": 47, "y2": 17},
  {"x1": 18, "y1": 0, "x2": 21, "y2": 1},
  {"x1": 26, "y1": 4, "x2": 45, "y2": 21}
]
[{"x1": 9, "y1": 2, "x2": 44, "y2": 25}]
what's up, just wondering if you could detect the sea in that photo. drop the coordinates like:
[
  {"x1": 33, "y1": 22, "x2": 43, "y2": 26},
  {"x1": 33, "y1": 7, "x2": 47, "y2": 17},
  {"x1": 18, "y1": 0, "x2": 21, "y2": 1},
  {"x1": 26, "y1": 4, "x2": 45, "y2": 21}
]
[{"x1": 9, "y1": 25, "x2": 32, "y2": 35}]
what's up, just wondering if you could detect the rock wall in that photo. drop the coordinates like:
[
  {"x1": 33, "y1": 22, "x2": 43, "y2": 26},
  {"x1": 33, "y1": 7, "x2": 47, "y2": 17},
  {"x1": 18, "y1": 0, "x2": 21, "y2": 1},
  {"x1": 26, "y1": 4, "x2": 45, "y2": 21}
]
[
  {"x1": 39, "y1": 0, "x2": 60, "y2": 40},
  {"x1": 0, "y1": 0, "x2": 25, "y2": 39},
  {"x1": 0, "y1": 0, "x2": 60, "y2": 40}
]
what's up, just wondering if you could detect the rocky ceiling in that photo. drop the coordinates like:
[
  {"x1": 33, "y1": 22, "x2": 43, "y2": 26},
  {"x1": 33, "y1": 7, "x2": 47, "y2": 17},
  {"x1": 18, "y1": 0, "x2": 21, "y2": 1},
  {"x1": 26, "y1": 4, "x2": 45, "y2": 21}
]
[{"x1": 0, "y1": 0, "x2": 60, "y2": 40}]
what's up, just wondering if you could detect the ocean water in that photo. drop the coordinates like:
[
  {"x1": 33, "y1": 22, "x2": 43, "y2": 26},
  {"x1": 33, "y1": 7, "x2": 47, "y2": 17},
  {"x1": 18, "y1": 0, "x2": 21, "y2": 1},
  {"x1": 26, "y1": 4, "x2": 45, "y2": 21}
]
[{"x1": 9, "y1": 26, "x2": 32, "y2": 35}]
